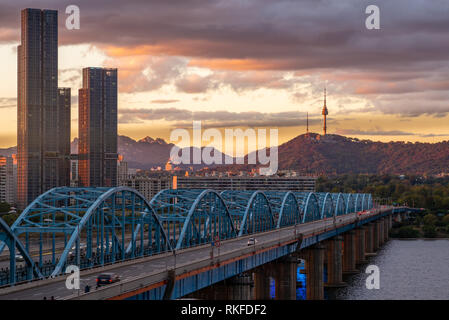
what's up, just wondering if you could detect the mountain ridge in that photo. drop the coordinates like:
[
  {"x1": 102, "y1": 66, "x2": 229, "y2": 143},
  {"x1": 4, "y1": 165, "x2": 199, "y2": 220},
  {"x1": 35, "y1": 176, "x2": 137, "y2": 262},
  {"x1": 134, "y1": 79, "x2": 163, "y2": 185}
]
[{"x1": 1, "y1": 133, "x2": 448, "y2": 175}]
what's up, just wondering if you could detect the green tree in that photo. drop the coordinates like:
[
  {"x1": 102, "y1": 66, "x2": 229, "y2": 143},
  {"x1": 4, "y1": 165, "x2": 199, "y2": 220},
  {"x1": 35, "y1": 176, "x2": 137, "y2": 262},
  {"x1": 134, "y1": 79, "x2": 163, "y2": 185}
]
[
  {"x1": 1, "y1": 213, "x2": 18, "y2": 226},
  {"x1": 396, "y1": 226, "x2": 419, "y2": 238},
  {"x1": 0, "y1": 202, "x2": 10, "y2": 213},
  {"x1": 422, "y1": 225, "x2": 437, "y2": 238},
  {"x1": 422, "y1": 214, "x2": 438, "y2": 226},
  {"x1": 442, "y1": 214, "x2": 449, "y2": 226}
]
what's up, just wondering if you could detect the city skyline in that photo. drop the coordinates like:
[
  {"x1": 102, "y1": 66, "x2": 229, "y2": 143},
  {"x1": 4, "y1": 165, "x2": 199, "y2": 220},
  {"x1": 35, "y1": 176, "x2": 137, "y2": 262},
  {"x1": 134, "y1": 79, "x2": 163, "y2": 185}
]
[{"x1": 0, "y1": 1, "x2": 448, "y2": 150}]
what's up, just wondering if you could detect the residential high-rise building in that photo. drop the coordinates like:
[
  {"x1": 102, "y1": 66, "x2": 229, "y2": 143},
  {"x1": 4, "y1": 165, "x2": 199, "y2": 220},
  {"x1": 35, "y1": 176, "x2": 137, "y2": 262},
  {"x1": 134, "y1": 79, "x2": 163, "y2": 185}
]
[
  {"x1": 17, "y1": 9, "x2": 70, "y2": 209},
  {"x1": 0, "y1": 156, "x2": 15, "y2": 205},
  {"x1": 78, "y1": 67, "x2": 118, "y2": 187},
  {"x1": 57, "y1": 88, "x2": 71, "y2": 187}
]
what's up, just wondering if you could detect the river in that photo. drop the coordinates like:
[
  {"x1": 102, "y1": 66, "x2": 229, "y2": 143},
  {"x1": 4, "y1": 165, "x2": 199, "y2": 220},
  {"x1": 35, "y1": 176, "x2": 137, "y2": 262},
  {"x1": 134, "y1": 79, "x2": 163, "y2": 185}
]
[{"x1": 324, "y1": 239, "x2": 449, "y2": 300}]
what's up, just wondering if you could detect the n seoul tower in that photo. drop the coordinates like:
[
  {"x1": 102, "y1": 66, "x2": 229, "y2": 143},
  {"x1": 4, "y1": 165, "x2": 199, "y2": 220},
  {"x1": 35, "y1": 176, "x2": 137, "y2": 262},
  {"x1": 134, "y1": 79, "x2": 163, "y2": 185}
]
[{"x1": 322, "y1": 87, "x2": 328, "y2": 135}]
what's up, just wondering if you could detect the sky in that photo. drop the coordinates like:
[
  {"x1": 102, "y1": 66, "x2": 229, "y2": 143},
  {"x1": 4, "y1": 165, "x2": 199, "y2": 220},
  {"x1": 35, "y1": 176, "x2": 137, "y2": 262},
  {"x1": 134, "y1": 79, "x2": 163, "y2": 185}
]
[{"x1": 0, "y1": 0, "x2": 449, "y2": 150}]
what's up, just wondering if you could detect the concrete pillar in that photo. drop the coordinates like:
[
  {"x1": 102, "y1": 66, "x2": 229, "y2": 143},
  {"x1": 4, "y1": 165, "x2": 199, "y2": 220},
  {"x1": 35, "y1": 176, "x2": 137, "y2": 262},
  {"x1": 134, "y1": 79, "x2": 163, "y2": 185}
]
[
  {"x1": 325, "y1": 236, "x2": 345, "y2": 287},
  {"x1": 227, "y1": 274, "x2": 253, "y2": 300},
  {"x1": 254, "y1": 265, "x2": 272, "y2": 300},
  {"x1": 355, "y1": 227, "x2": 367, "y2": 265},
  {"x1": 365, "y1": 223, "x2": 375, "y2": 255},
  {"x1": 378, "y1": 219, "x2": 384, "y2": 246},
  {"x1": 342, "y1": 230, "x2": 358, "y2": 274},
  {"x1": 303, "y1": 244, "x2": 325, "y2": 300},
  {"x1": 373, "y1": 220, "x2": 380, "y2": 251},
  {"x1": 274, "y1": 256, "x2": 297, "y2": 300},
  {"x1": 383, "y1": 218, "x2": 389, "y2": 242}
]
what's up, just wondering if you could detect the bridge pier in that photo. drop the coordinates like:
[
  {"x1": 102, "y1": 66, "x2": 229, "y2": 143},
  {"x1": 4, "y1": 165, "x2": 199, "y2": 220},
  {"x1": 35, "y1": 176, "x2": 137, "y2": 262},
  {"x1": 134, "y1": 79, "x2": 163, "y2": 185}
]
[
  {"x1": 378, "y1": 219, "x2": 384, "y2": 247},
  {"x1": 254, "y1": 264, "x2": 273, "y2": 300},
  {"x1": 342, "y1": 230, "x2": 358, "y2": 274},
  {"x1": 187, "y1": 273, "x2": 254, "y2": 300},
  {"x1": 365, "y1": 223, "x2": 375, "y2": 256},
  {"x1": 325, "y1": 236, "x2": 345, "y2": 287},
  {"x1": 355, "y1": 227, "x2": 368, "y2": 265},
  {"x1": 226, "y1": 274, "x2": 254, "y2": 300},
  {"x1": 301, "y1": 244, "x2": 325, "y2": 300},
  {"x1": 373, "y1": 220, "x2": 380, "y2": 251},
  {"x1": 273, "y1": 256, "x2": 297, "y2": 300},
  {"x1": 383, "y1": 218, "x2": 389, "y2": 242}
]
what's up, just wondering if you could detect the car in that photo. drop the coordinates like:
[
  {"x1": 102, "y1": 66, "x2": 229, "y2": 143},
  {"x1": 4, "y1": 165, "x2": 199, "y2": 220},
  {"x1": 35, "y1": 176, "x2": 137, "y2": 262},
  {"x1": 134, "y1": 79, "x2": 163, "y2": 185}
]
[
  {"x1": 247, "y1": 238, "x2": 257, "y2": 246},
  {"x1": 96, "y1": 273, "x2": 120, "y2": 286},
  {"x1": 15, "y1": 253, "x2": 24, "y2": 262}
]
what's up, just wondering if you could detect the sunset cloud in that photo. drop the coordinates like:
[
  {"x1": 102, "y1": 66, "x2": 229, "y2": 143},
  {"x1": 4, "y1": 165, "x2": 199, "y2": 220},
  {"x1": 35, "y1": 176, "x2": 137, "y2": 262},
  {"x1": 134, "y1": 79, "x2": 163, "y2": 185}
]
[{"x1": 0, "y1": 0, "x2": 449, "y2": 147}]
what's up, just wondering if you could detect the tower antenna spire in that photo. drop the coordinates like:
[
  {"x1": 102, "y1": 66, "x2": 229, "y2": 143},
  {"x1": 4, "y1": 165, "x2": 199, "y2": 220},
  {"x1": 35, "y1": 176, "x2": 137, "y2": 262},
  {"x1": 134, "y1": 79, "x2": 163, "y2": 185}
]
[
  {"x1": 322, "y1": 86, "x2": 328, "y2": 135},
  {"x1": 306, "y1": 111, "x2": 309, "y2": 135}
]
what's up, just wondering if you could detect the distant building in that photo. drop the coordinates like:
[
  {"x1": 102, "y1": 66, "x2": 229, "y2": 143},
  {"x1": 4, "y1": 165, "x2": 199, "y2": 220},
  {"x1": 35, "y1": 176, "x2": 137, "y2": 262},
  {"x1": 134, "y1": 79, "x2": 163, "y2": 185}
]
[
  {"x1": 165, "y1": 160, "x2": 172, "y2": 171},
  {"x1": 0, "y1": 156, "x2": 15, "y2": 205},
  {"x1": 17, "y1": 9, "x2": 70, "y2": 209},
  {"x1": 119, "y1": 175, "x2": 172, "y2": 201},
  {"x1": 78, "y1": 67, "x2": 118, "y2": 187},
  {"x1": 70, "y1": 160, "x2": 78, "y2": 187},
  {"x1": 117, "y1": 155, "x2": 128, "y2": 180},
  {"x1": 176, "y1": 176, "x2": 316, "y2": 192},
  {"x1": 57, "y1": 88, "x2": 71, "y2": 187}
]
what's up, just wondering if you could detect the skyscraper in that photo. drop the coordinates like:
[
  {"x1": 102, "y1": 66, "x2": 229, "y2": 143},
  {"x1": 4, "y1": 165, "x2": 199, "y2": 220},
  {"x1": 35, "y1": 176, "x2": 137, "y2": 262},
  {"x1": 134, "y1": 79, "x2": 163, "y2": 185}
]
[
  {"x1": 17, "y1": 9, "x2": 70, "y2": 209},
  {"x1": 78, "y1": 68, "x2": 118, "y2": 187},
  {"x1": 57, "y1": 88, "x2": 71, "y2": 187}
]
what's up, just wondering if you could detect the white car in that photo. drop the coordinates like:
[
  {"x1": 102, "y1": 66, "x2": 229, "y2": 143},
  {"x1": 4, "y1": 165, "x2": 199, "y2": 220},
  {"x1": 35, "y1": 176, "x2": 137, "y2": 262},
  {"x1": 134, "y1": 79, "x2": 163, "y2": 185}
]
[
  {"x1": 247, "y1": 238, "x2": 258, "y2": 246},
  {"x1": 15, "y1": 253, "x2": 24, "y2": 262}
]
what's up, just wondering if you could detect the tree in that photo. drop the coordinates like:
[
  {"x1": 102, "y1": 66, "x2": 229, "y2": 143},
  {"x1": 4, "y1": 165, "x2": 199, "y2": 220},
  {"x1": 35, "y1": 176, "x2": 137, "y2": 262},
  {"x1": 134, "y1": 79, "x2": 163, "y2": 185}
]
[
  {"x1": 422, "y1": 214, "x2": 438, "y2": 226},
  {"x1": 0, "y1": 202, "x2": 10, "y2": 213},
  {"x1": 396, "y1": 226, "x2": 419, "y2": 238},
  {"x1": 442, "y1": 214, "x2": 449, "y2": 226},
  {"x1": 422, "y1": 225, "x2": 437, "y2": 238}
]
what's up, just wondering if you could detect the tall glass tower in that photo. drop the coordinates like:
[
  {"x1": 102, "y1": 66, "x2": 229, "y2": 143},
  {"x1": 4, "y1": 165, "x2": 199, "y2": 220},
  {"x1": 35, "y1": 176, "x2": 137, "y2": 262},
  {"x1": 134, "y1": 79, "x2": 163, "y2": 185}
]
[
  {"x1": 17, "y1": 9, "x2": 70, "y2": 209},
  {"x1": 78, "y1": 68, "x2": 118, "y2": 187}
]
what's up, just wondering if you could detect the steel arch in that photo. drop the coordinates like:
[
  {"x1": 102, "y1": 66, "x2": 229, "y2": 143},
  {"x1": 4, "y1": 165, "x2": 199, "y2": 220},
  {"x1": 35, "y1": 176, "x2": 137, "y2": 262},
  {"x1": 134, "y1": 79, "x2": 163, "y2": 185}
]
[
  {"x1": 1, "y1": 187, "x2": 171, "y2": 278},
  {"x1": 316, "y1": 192, "x2": 334, "y2": 219},
  {"x1": 0, "y1": 218, "x2": 44, "y2": 285},
  {"x1": 294, "y1": 192, "x2": 321, "y2": 223},
  {"x1": 334, "y1": 193, "x2": 347, "y2": 216},
  {"x1": 221, "y1": 190, "x2": 276, "y2": 237},
  {"x1": 151, "y1": 189, "x2": 237, "y2": 250},
  {"x1": 344, "y1": 193, "x2": 356, "y2": 214},
  {"x1": 265, "y1": 192, "x2": 302, "y2": 228},
  {"x1": 354, "y1": 194, "x2": 363, "y2": 212}
]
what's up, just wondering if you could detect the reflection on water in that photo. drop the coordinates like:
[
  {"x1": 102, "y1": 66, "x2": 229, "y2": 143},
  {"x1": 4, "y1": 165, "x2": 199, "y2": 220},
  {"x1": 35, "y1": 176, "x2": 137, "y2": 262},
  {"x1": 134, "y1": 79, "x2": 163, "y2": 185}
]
[
  {"x1": 326, "y1": 239, "x2": 449, "y2": 300},
  {"x1": 296, "y1": 262, "x2": 306, "y2": 300}
]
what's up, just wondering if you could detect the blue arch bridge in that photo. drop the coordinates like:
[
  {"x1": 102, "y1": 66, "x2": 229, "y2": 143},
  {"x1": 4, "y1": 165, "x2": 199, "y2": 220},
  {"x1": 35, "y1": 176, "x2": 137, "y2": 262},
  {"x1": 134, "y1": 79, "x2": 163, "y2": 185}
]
[{"x1": 0, "y1": 187, "x2": 417, "y2": 300}]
